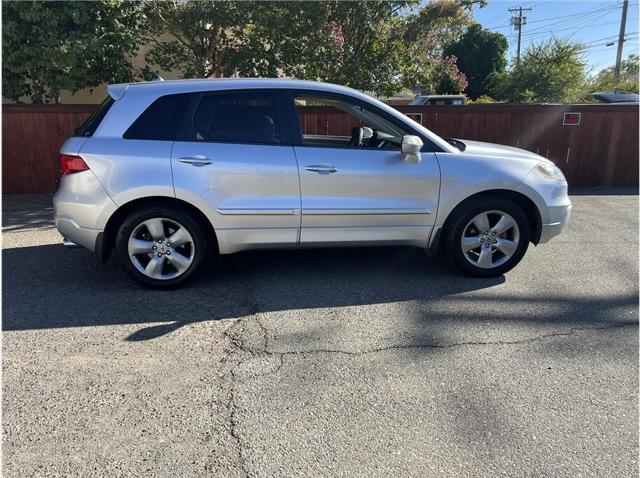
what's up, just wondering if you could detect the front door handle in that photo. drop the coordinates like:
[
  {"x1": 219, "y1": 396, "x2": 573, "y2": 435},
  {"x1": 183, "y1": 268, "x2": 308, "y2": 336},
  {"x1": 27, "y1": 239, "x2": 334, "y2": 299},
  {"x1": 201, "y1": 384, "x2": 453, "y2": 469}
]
[
  {"x1": 305, "y1": 164, "x2": 338, "y2": 174},
  {"x1": 178, "y1": 155, "x2": 213, "y2": 166}
]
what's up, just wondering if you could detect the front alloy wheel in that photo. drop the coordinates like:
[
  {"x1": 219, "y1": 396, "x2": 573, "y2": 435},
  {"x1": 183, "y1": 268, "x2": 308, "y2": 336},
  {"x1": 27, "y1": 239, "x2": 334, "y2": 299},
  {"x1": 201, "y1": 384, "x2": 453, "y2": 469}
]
[
  {"x1": 445, "y1": 198, "x2": 530, "y2": 277},
  {"x1": 461, "y1": 210, "x2": 520, "y2": 269}
]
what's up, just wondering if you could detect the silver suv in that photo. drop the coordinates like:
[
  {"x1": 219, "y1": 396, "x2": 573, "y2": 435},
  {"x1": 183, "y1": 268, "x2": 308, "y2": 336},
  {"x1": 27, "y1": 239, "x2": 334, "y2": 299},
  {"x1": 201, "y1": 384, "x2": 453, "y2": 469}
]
[{"x1": 54, "y1": 79, "x2": 571, "y2": 288}]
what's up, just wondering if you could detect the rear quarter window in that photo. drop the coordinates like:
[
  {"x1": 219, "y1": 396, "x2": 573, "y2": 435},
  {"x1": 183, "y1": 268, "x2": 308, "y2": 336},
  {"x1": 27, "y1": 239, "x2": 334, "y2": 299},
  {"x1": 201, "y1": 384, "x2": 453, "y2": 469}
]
[
  {"x1": 124, "y1": 93, "x2": 193, "y2": 141},
  {"x1": 73, "y1": 97, "x2": 114, "y2": 137}
]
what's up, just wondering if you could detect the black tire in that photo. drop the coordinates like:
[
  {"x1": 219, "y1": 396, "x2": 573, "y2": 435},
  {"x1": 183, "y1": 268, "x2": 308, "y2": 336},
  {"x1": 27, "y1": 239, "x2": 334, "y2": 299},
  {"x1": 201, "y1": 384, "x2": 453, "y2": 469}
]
[
  {"x1": 115, "y1": 205, "x2": 209, "y2": 289},
  {"x1": 444, "y1": 197, "x2": 530, "y2": 277}
]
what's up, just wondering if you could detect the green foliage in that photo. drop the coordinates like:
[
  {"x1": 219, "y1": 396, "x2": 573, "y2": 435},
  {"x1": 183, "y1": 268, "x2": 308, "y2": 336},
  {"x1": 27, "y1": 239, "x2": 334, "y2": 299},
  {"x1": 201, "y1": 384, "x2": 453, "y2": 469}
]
[
  {"x1": 470, "y1": 95, "x2": 498, "y2": 104},
  {"x1": 284, "y1": 1, "x2": 410, "y2": 95},
  {"x1": 1, "y1": 0, "x2": 489, "y2": 101},
  {"x1": 143, "y1": 1, "x2": 410, "y2": 95},
  {"x1": 401, "y1": 0, "x2": 474, "y2": 94},
  {"x1": 443, "y1": 23, "x2": 507, "y2": 99},
  {"x1": 584, "y1": 54, "x2": 639, "y2": 98},
  {"x1": 489, "y1": 39, "x2": 587, "y2": 103},
  {"x1": 142, "y1": 1, "x2": 266, "y2": 79},
  {"x1": 2, "y1": 0, "x2": 144, "y2": 103},
  {"x1": 142, "y1": 0, "x2": 478, "y2": 96},
  {"x1": 622, "y1": 53, "x2": 639, "y2": 78}
]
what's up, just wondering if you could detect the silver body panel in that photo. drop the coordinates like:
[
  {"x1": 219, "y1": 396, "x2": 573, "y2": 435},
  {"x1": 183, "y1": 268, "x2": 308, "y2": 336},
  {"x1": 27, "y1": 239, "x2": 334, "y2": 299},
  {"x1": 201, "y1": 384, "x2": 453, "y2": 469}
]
[
  {"x1": 295, "y1": 147, "x2": 439, "y2": 246},
  {"x1": 171, "y1": 141, "x2": 301, "y2": 253},
  {"x1": 53, "y1": 79, "x2": 571, "y2": 256}
]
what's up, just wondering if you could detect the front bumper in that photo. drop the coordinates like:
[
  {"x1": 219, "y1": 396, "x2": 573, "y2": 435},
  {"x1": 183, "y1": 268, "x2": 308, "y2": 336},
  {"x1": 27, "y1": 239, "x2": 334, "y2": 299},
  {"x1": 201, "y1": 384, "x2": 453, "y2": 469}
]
[
  {"x1": 518, "y1": 166, "x2": 572, "y2": 244},
  {"x1": 538, "y1": 203, "x2": 572, "y2": 243}
]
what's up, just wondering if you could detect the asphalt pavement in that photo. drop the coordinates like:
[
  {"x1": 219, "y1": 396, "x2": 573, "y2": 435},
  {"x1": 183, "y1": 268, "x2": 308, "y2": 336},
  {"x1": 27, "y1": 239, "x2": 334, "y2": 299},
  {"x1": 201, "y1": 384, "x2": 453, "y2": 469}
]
[{"x1": 2, "y1": 191, "x2": 638, "y2": 477}]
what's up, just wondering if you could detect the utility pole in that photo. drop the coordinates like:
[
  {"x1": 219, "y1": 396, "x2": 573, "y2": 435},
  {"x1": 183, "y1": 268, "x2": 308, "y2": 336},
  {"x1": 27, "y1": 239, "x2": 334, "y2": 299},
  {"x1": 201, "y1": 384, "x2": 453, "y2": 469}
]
[
  {"x1": 614, "y1": 0, "x2": 629, "y2": 78},
  {"x1": 509, "y1": 6, "x2": 532, "y2": 64}
]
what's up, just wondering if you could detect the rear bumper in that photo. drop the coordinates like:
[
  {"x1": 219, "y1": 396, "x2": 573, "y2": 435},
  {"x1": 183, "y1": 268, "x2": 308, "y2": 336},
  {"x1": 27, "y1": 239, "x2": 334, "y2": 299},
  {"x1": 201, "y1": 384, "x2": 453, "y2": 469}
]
[
  {"x1": 54, "y1": 216, "x2": 102, "y2": 251},
  {"x1": 52, "y1": 170, "x2": 116, "y2": 252}
]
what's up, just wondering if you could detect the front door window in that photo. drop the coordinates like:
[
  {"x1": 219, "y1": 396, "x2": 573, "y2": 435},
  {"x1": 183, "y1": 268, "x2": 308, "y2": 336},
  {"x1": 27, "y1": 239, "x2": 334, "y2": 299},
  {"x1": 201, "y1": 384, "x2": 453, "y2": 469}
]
[{"x1": 293, "y1": 95, "x2": 409, "y2": 150}]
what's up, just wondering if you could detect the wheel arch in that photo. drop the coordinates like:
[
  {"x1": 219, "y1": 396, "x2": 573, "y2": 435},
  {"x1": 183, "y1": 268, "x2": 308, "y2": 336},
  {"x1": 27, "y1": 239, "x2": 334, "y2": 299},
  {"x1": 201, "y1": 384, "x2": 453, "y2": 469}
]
[
  {"x1": 97, "y1": 196, "x2": 218, "y2": 263},
  {"x1": 433, "y1": 189, "x2": 542, "y2": 251}
]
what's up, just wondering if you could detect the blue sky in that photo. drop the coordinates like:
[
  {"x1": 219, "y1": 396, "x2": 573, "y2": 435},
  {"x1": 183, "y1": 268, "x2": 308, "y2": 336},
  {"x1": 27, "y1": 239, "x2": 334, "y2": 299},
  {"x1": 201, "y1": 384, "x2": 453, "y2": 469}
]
[{"x1": 471, "y1": 0, "x2": 639, "y2": 73}]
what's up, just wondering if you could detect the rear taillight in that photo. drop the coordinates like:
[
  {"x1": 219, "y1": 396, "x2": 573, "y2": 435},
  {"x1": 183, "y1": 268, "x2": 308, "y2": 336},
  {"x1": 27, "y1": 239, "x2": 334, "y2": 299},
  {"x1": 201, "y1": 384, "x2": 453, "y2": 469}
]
[{"x1": 60, "y1": 154, "x2": 89, "y2": 176}]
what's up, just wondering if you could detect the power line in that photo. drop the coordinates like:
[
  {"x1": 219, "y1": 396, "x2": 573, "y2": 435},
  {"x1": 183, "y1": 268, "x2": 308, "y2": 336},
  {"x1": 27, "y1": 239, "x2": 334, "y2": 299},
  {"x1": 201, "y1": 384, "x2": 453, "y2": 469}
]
[
  {"x1": 522, "y1": 4, "x2": 634, "y2": 42},
  {"x1": 522, "y1": 17, "x2": 625, "y2": 39},
  {"x1": 486, "y1": 1, "x2": 621, "y2": 30},
  {"x1": 521, "y1": 8, "x2": 618, "y2": 37},
  {"x1": 581, "y1": 35, "x2": 639, "y2": 51},
  {"x1": 583, "y1": 33, "x2": 629, "y2": 46},
  {"x1": 519, "y1": 1, "x2": 637, "y2": 39},
  {"x1": 582, "y1": 32, "x2": 638, "y2": 48},
  {"x1": 524, "y1": 1, "x2": 619, "y2": 26}
]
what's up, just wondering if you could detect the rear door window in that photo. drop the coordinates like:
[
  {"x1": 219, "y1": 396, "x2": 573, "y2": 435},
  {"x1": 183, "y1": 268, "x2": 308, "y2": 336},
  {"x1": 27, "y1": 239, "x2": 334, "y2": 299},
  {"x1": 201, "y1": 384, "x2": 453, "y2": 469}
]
[
  {"x1": 124, "y1": 93, "x2": 193, "y2": 141},
  {"x1": 178, "y1": 91, "x2": 287, "y2": 145}
]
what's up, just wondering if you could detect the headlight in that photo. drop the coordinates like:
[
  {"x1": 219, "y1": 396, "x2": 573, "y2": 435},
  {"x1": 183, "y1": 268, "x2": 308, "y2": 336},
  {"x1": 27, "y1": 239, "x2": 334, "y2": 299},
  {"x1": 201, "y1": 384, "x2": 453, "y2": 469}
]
[{"x1": 534, "y1": 162, "x2": 566, "y2": 181}]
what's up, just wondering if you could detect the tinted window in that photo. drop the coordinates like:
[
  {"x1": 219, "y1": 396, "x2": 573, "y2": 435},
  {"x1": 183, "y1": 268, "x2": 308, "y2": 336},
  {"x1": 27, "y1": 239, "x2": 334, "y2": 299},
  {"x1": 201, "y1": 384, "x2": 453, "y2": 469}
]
[
  {"x1": 124, "y1": 93, "x2": 192, "y2": 141},
  {"x1": 73, "y1": 96, "x2": 113, "y2": 137},
  {"x1": 179, "y1": 91, "x2": 283, "y2": 144}
]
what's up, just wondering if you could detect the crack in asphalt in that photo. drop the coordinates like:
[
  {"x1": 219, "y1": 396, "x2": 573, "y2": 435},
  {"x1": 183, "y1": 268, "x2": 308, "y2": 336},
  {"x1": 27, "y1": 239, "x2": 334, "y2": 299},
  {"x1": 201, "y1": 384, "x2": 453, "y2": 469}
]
[
  {"x1": 237, "y1": 320, "x2": 639, "y2": 358},
  {"x1": 220, "y1": 320, "x2": 250, "y2": 478},
  {"x1": 226, "y1": 369, "x2": 249, "y2": 478},
  {"x1": 219, "y1": 309, "x2": 637, "y2": 477}
]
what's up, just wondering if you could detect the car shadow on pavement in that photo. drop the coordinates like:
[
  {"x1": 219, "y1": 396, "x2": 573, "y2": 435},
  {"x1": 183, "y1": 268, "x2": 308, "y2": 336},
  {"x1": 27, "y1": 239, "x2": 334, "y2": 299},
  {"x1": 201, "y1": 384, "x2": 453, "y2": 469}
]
[
  {"x1": 3, "y1": 243, "x2": 638, "y2": 343},
  {"x1": 3, "y1": 243, "x2": 505, "y2": 337}
]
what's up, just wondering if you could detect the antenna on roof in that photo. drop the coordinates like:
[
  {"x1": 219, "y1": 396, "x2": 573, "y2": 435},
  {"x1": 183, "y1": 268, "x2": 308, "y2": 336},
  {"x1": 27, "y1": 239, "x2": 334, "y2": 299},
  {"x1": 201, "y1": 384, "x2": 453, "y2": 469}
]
[{"x1": 143, "y1": 61, "x2": 165, "y2": 82}]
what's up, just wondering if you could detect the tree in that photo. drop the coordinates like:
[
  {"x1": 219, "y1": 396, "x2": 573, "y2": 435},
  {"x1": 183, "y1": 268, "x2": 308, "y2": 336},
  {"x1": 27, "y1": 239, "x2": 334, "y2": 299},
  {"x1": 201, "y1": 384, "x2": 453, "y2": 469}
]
[
  {"x1": 142, "y1": 1, "x2": 268, "y2": 79},
  {"x1": 489, "y1": 39, "x2": 586, "y2": 103},
  {"x1": 292, "y1": 1, "x2": 409, "y2": 95},
  {"x1": 443, "y1": 23, "x2": 507, "y2": 98},
  {"x1": 2, "y1": 1, "x2": 144, "y2": 103},
  {"x1": 3, "y1": 0, "x2": 488, "y2": 102},
  {"x1": 585, "y1": 54, "x2": 639, "y2": 96},
  {"x1": 143, "y1": 1, "x2": 410, "y2": 95},
  {"x1": 401, "y1": 0, "x2": 476, "y2": 94}
]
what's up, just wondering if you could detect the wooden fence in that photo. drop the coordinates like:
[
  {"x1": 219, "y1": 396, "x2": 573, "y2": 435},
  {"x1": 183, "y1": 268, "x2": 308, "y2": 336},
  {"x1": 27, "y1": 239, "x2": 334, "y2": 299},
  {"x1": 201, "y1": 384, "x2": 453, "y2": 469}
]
[
  {"x1": 3, "y1": 104, "x2": 96, "y2": 194},
  {"x1": 3, "y1": 102, "x2": 638, "y2": 194}
]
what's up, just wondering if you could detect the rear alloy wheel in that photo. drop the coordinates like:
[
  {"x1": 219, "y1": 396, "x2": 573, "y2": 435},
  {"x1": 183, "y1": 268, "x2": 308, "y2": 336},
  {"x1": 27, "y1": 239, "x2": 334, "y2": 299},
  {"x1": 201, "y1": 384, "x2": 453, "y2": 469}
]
[
  {"x1": 128, "y1": 217, "x2": 195, "y2": 280},
  {"x1": 116, "y1": 206, "x2": 208, "y2": 288},
  {"x1": 445, "y1": 198, "x2": 530, "y2": 277}
]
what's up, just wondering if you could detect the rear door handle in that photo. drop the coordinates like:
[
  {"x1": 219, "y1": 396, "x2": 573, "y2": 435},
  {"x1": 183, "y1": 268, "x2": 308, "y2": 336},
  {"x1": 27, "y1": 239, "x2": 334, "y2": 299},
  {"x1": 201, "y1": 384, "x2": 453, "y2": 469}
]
[
  {"x1": 178, "y1": 155, "x2": 213, "y2": 166},
  {"x1": 305, "y1": 164, "x2": 338, "y2": 174}
]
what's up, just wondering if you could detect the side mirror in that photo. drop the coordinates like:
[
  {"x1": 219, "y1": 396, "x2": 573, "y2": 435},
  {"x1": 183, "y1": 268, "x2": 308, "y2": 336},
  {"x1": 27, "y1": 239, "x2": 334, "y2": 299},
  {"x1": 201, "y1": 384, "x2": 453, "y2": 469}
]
[{"x1": 401, "y1": 135, "x2": 423, "y2": 163}]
